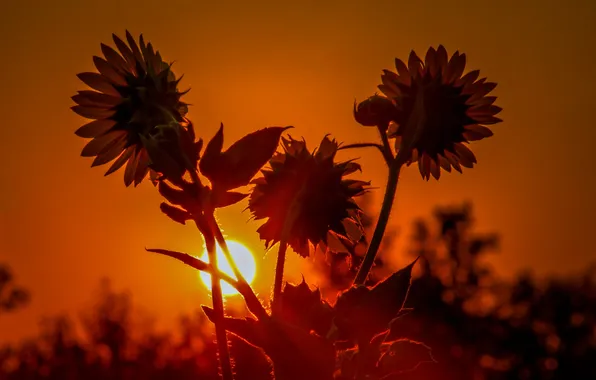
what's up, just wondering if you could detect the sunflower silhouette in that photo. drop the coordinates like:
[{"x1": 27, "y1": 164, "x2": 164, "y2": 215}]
[
  {"x1": 248, "y1": 136, "x2": 368, "y2": 257},
  {"x1": 72, "y1": 30, "x2": 189, "y2": 186},
  {"x1": 357, "y1": 45, "x2": 502, "y2": 180}
]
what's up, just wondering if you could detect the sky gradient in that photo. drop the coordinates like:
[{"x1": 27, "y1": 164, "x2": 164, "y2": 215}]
[{"x1": 1, "y1": 0, "x2": 595, "y2": 343}]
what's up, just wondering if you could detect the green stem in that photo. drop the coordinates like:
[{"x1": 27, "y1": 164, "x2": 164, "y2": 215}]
[
  {"x1": 195, "y1": 217, "x2": 234, "y2": 380},
  {"x1": 353, "y1": 159, "x2": 402, "y2": 285}
]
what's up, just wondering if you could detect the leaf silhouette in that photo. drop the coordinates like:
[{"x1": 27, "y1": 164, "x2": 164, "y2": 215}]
[
  {"x1": 333, "y1": 258, "x2": 418, "y2": 343},
  {"x1": 276, "y1": 279, "x2": 334, "y2": 337},
  {"x1": 199, "y1": 124, "x2": 291, "y2": 190},
  {"x1": 377, "y1": 339, "x2": 435, "y2": 377},
  {"x1": 202, "y1": 306, "x2": 335, "y2": 380}
]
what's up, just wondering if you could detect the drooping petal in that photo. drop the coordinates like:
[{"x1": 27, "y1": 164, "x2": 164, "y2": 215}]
[
  {"x1": 75, "y1": 119, "x2": 116, "y2": 138},
  {"x1": 454, "y1": 143, "x2": 477, "y2": 168},
  {"x1": 81, "y1": 130, "x2": 127, "y2": 157},
  {"x1": 105, "y1": 145, "x2": 135, "y2": 175},
  {"x1": 91, "y1": 134, "x2": 128, "y2": 166},
  {"x1": 92, "y1": 56, "x2": 127, "y2": 86},
  {"x1": 101, "y1": 43, "x2": 129, "y2": 74},
  {"x1": 76, "y1": 72, "x2": 120, "y2": 97}
]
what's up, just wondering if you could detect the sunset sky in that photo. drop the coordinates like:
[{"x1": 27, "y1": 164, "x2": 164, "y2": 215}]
[{"x1": 1, "y1": 0, "x2": 595, "y2": 343}]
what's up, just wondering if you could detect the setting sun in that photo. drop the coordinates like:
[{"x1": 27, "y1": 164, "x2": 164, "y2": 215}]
[{"x1": 199, "y1": 240, "x2": 257, "y2": 296}]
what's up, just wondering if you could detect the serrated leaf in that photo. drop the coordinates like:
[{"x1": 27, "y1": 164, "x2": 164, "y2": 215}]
[
  {"x1": 333, "y1": 258, "x2": 418, "y2": 343},
  {"x1": 377, "y1": 339, "x2": 435, "y2": 376}
]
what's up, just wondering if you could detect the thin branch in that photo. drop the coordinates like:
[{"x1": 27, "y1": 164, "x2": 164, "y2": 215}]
[
  {"x1": 338, "y1": 142, "x2": 392, "y2": 165},
  {"x1": 146, "y1": 248, "x2": 238, "y2": 287}
]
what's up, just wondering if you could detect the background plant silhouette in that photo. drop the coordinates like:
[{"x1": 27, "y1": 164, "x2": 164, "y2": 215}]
[{"x1": 2, "y1": 203, "x2": 595, "y2": 379}]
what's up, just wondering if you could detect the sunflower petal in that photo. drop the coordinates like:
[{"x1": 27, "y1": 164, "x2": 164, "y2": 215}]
[
  {"x1": 473, "y1": 115, "x2": 502, "y2": 125},
  {"x1": 436, "y1": 45, "x2": 448, "y2": 76},
  {"x1": 71, "y1": 105, "x2": 115, "y2": 119},
  {"x1": 105, "y1": 145, "x2": 135, "y2": 175},
  {"x1": 430, "y1": 159, "x2": 441, "y2": 180},
  {"x1": 92, "y1": 56, "x2": 127, "y2": 86},
  {"x1": 455, "y1": 70, "x2": 480, "y2": 88},
  {"x1": 446, "y1": 52, "x2": 466, "y2": 84},
  {"x1": 81, "y1": 130, "x2": 127, "y2": 157},
  {"x1": 444, "y1": 150, "x2": 463, "y2": 173},
  {"x1": 454, "y1": 143, "x2": 477, "y2": 168},
  {"x1": 124, "y1": 148, "x2": 141, "y2": 187},
  {"x1": 75, "y1": 119, "x2": 117, "y2": 138},
  {"x1": 408, "y1": 51, "x2": 423, "y2": 78},
  {"x1": 463, "y1": 125, "x2": 494, "y2": 141},
  {"x1": 125, "y1": 30, "x2": 146, "y2": 73},
  {"x1": 394, "y1": 58, "x2": 411, "y2": 85},
  {"x1": 112, "y1": 33, "x2": 137, "y2": 71},
  {"x1": 101, "y1": 43, "x2": 129, "y2": 74},
  {"x1": 378, "y1": 84, "x2": 399, "y2": 98},
  {"x1": 469, "y1": 96, "x2": 497, "y2": 107},
  {"x1": 425, "y1": 47, "x2": 438, "y2": 77},
  {"x1": 437, "y1": 154, "x2": 452, "y2": 172},
  {"x1": 134, "y1": 149, "x2": 151, "y2": 186},
  {"x1": 76, "y1": 72, "x2": 120, "y2": 97},
  {"x1": 468, "y1": 104, "x2": 502, "y2": 116},
  {"x1": 467, "y1": 82, "x2": 498, "y2": 103},
  {"x1": 91, "y1": 134, "x2": 128, "y2": 167},
  {"x1": 73, "y1": 90, "x2": 121, "y2": 107}
]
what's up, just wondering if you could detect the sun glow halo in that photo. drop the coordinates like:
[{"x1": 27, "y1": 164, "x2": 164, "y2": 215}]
[{"x1": 199, "y1": 240, "x2": 257, "y2": 296}]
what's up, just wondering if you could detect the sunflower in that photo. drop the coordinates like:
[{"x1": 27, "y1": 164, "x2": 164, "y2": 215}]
[
  {"x1": 361, "y1": 45, "x2": 502, "y2": 180},
  {"x1": 248, "y1": 136, "x2": 368, "y2": 257},
  {"x1": 71, "y1": 30, "x2": 189, "y2": 186}
]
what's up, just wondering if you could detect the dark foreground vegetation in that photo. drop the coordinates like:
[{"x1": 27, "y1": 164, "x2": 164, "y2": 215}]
[{"x1": 1, "y1": 203, "x2": 594, "y2": 380}]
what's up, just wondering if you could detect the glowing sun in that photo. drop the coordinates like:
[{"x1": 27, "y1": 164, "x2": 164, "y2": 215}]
[{"x1": 199, "y1": 240, "x2": 257, "y2": 296}]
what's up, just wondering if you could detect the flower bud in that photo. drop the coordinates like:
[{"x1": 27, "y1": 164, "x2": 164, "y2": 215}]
[{"x1": 353, "y1": 95, "x2": 398, "y2": 127}]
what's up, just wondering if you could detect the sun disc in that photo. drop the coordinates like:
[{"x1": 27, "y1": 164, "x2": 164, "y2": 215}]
[{"x1": 199, "y1": 240, "x2": 257, "y2": 296}]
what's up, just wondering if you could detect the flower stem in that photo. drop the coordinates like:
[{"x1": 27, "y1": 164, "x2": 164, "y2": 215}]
[
  {"x1": 208, "y1": 215, "x2": 269, "y2": 321},
  {"x1": 353, "y1": 158, "x2": 402, "y2": 286},
  {"x1": 195, "y1": 218, "x2": 234, "y2": 380},
  {"x1": 338, "y1": 143, "x2": 391, "y2": 165},
  {"x1": 272, "y1": 239, "x2": 288, "y2": 313}
]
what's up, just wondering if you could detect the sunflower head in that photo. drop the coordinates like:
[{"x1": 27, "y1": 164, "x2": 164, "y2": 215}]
[
  {"x1": 72, "y1": 30, "x2": 191, "y2": 186},
  {"x1": 362, "y1": 45, "x2": 502, "y2": 180},
  {"x1": 248, "y1": 136, "x2": 368, "y2": 257}
]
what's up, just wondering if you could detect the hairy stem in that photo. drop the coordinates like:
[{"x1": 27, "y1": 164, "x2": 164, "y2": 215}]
[
  {"x1": 377, "y1": 125, "x2": 395, "y2": 164},
  {"x1": 353, "y1": 159, "x2": 402, "y2": 285},
  {"x1": 196, "y1": 218, "x2": 234, "y2": 380},
  {"x1": 209, "y1": 215, "x2": 269, "y2": 321},
  {"x1": 272, "y1": 239, "x2": 288, "y2": 313},
  {"x1": 353, "y1": 90, "x2": 426, "y2": 286},
  {"x1": 338, "y1": 143, "x2": 392, "y2": 165}
]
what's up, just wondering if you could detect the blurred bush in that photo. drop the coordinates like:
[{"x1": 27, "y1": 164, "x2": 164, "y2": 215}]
[{"x1": 1, "y1": 202, "x2": 595, "y2": 379}]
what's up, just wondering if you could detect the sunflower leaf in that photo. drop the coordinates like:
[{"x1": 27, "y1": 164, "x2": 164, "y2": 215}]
[
  {"x1": 200, "y1": 125, "x2": 291, "y2": 191},
  {"x1": 377, "y1": 339, "x2": 436, "y2": 376},
  {"x1": 211, "y1": 190, "x2": 248, "y2": 209},
  {"x1": 333, "y1": 258, "x2": 418, "y2": 343},
  {"x1": 198, "y1": 123, "x2": 224, "y2": 181}
]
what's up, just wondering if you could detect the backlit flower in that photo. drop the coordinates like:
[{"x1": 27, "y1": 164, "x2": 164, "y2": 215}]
[
  {"x1": 248, "y1": 136, "x2": 368, "y2": 257},
  {"x1": 375, "y1": 45, "x2": 502, "y2": 180},
  {"x1": 72, "y1": 30, "x2": 189, "y2": 186}
]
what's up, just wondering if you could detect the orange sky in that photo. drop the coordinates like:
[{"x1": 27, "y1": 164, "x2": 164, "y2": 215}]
[{"x1": 1, "y1": 0, "x2": 595, "y2": 343}]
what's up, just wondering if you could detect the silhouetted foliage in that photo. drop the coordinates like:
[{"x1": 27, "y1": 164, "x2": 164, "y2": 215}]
[
  {"x1": 3, "y1": 203, "x2": 594, "y2": 379},
  {"x1": 0, "y1": 264, "x2": 29, "y2": 314}
]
